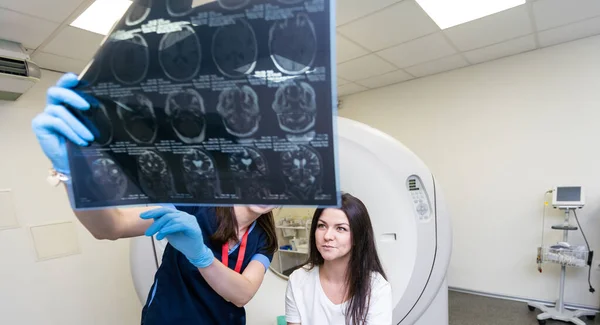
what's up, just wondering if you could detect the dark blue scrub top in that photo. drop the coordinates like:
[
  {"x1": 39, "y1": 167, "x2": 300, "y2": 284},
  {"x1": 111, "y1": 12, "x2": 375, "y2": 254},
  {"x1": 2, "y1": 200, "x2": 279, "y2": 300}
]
[{"x1": 141, "y1": 206, "x2": 273, "y2": 325}]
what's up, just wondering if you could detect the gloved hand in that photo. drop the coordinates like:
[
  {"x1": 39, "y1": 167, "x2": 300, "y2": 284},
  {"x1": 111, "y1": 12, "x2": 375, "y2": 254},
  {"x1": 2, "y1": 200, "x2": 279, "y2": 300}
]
[
  {"x1": 31, "y1": 73, "x2": 94, "y2": 174},
  {"x1": 141, "y1": 207, "x2": 215, "y2": 268}
]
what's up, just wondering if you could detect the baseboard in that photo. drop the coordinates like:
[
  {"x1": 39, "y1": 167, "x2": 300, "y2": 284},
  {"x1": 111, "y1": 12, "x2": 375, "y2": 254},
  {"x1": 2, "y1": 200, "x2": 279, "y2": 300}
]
[{"x1": 448, "y1": 286, "x2": 600, "y2": 312}]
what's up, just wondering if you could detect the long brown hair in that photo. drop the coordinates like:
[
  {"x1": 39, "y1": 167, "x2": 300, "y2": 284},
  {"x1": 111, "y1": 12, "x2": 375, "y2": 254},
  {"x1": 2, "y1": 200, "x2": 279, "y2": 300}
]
[
  {"x1": 306, "y1": 193, "x2": 387, "y2": 325},
  {"x1": 210, "y1": 207, "x2": 278, "y2": 255}
]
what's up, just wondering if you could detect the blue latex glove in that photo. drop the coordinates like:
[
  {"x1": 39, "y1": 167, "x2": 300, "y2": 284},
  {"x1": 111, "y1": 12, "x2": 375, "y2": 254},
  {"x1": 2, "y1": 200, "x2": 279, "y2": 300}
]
[
  {"x1": 31, "y1": 73, "x2": 94, "y2": 174},
  {"x1": 141, "y1": 208, "x2": 215, "y2": 268}
]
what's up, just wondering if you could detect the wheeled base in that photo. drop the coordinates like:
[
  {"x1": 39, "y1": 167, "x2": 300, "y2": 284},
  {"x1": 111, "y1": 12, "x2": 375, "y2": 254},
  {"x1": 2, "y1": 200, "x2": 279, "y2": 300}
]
[{"x1": 528, "y1": 302, "x2": 597, "y2": 325}]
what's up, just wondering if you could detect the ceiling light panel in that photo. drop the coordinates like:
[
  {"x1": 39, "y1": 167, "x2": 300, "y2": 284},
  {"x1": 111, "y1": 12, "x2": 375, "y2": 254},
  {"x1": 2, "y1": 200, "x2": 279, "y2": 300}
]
[
  {"x1": 416, "y1": 0, "x2": 526, "y2": 29},
  {"x1": 71, "y1": 0, "x2": 133, "y2": 35}
]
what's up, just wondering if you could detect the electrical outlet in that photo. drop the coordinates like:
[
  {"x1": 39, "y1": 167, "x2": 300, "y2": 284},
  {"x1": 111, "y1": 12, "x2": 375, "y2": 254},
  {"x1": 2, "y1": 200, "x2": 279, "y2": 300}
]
[{"x1": 593, "y1": 260, "x2": 600, "y2": 272}]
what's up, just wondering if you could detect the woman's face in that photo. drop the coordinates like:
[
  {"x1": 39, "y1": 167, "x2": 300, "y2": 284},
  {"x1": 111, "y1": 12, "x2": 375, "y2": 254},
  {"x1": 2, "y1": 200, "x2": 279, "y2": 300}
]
[{"x1": 315, "y1": 208, "x2": 352, "y2": 262}]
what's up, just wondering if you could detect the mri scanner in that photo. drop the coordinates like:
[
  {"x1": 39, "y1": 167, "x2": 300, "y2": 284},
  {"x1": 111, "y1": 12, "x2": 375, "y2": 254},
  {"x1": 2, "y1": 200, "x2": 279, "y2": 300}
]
[{"x1": 130, "y1": 117, "x2": 452, "y2": 324}]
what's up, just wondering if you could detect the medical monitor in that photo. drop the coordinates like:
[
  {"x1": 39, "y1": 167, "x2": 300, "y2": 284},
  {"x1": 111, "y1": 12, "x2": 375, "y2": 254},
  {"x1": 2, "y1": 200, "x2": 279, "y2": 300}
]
[{"x1": 552, "y1": 186, "x2": 585, "y2": 209}]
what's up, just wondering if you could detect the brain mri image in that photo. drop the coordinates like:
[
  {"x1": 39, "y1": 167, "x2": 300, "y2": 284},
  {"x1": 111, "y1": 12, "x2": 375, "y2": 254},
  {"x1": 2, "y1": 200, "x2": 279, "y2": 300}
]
[
  {"x1": 217, "y1": 86, "x2": 261, "y2": 138},
  {"x1": 212, "y1": 19, "x2": 258, "y2": 78},
  {"x1": 218, "y1": 0, "x2": 250, "y2": 10},
  {"x1": 181, "y1": 149, "x2": 221, "y2": 199},
  {"x1": 137, "y1": 150, "x2": 176, "y2": 199},
  {"x1": 281, "y1": 145, "x2": 322, "y2": 201},
  {"x1": 230, "y1": 147, "x2": 268, "y2": 178},
  {"x1": 269, "y1": 12, "x2": 317, "y2": 75},
  {"x1": 81, "y1": 57, "x2": 102, "y2": 86},
  {"x1": 165, "y1": 89, "x2": 207, "y2": 144},
  {"x1": 110, "y1": 34, "x2": 149, "y2": 85},
  {"x1": 229, "y1": 147, "x2": 270, "y2": 200},
  {"x1": 159, "y1": 26, "x2": 202, "y2": 81},
  {"x1": 87, "y1": 158, "x2": 128, "y2": 200},
  {"x1": 272, "y1": 81, "x2": 316, "y2": 141},
  {"x1": 166, "y1": 0, "x2": 196, "y2": 16},
  {"x1": 80, "y1": 101, "x2": 114, "y2": 146},
  {"x1": 126, "y1": 0, "x2": 151, "y2": 26},
  {"x1": 116, "y1": 93, "x2": 157, "y2": 144}
]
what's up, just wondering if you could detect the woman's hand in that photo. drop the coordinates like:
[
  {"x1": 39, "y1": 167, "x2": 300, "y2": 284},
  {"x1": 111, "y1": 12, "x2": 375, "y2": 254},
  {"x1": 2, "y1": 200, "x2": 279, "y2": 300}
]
[
  {"x1": 141, "y1": 208, "x2": 214, "y2": 268},
  {"x1": 31, "y1": 73, "x2": 94, "y2": 174}
]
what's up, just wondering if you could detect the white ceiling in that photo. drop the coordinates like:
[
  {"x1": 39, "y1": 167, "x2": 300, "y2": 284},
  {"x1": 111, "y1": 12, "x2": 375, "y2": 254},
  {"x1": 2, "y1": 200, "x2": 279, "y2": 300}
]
[{"x1": 1, "y1": 0, "x2": 600, "y2": 97}]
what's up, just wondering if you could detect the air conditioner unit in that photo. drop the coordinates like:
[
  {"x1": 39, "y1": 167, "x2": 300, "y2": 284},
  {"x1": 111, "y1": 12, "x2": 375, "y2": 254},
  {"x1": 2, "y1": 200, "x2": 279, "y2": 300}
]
[{"x1": 0, "y1": 40, "x2": 41, "y2": 101}]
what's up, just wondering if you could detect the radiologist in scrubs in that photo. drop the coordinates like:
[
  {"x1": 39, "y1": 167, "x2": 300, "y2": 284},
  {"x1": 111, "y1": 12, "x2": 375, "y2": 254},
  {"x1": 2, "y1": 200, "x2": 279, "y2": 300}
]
[{"x1": 31, "y1": 73, "x2": 278, "y2": 325}]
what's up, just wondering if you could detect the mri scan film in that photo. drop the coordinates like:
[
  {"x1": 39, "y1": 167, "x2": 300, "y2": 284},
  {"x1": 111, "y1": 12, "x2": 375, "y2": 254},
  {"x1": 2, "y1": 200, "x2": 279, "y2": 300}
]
[
  {"x1": 281, "y1": 145, "x2": 322, "y2": 201},
  {"x1": 212, "y1": 19, "x2": 258, "y2": 78},
  {"x1": 68, "y1": 100, "x2": 114, "y2": 147},
  {"x1": 110, "y1": 34, "x2": 149, "y2": 85},
  {"x1": 165, "y1": 89, "x2": 207, "y2": 144},
  {"x1": 88, "y1": 158, "x2": 128, "y2": 200},
  {"x1": 137, "y1": 150, "x2": 176, "y2": 199},
  {"x1": 159, "y1": 26, "x2": 202, "y2": 81},
  {"x1": 217, "y1": 85, "x2": 261, "y2": 138},
  {"x1": 126, "y1": 0, "x2": 151, "y2": 26},
  {"x1": 166, "y1": 0, "x2": 196, "y2": 17},
  {"x1": 272, "y1": 81, "x2": 316, "y2": 141},
  {"x1": 229, "y1": 147, "x2": 271, "y2": 200},
  {"x1": 218, "y1": 0, "x2": 251, "y2": 10},
  {"x1": 116, "y1": 93, "x2": 157, "y2": 144},
  {"x1": 182, "y1": 149, "x2": 221, "y2": 199},
  {"x1": 68, "y1": 0, "x2": 339, "y2": 209},
  {"x1": 269, "y1": 12, "x2": 317, "y2": 75}
]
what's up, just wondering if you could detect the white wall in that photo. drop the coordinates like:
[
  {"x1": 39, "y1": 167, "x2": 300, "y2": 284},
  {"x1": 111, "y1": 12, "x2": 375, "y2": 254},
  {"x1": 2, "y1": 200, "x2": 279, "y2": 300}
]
[
  {"x1": 0, "y1": 70, "x2": 141, "y2": 324},
  {"x1": 337, "y1": 35, "x2": 600, "y2": 307}
]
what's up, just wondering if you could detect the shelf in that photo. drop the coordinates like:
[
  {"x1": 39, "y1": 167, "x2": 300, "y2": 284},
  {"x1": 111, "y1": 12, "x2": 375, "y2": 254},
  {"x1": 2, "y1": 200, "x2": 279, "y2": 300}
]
[
  {"x1": 551, "y1": 225, "x2": 578, "y2": 231},
  {"x1": 276, "y1": 226, "x2": 306, "y2": 230},
  {"x1": 538, "y1": 246, "x2": 589, "y2": 267},
  {"x1": 279, "y1": 250, "x2": 308, "y2": 255}
]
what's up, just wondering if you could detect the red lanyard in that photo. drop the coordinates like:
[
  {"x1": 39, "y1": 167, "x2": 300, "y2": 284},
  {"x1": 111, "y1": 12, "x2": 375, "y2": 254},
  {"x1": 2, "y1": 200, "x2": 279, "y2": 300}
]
[{"x1": 222, "y1": 229, "x2": 249, "y2": 273}]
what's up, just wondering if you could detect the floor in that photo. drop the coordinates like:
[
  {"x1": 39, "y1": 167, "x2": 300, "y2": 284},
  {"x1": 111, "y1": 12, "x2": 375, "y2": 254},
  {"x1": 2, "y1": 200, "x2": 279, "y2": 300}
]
[{"x1": 449, "y1": 291, "x2": 599, "y2": 325}]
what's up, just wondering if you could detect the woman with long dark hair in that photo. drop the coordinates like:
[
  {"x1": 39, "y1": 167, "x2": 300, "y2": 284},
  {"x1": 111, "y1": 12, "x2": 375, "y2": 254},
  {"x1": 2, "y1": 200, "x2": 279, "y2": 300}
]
[
  {"x1": 31, "y1": 73, "x2": 279, "y2": 325},
  {"x1": 285, "y1": 193, "x2": 392, "y2": 324}
]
